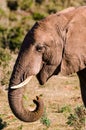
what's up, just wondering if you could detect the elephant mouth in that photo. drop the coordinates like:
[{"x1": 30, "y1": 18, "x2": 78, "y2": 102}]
[
  {"x1": 10, "y1": 76, "x2": 33, "y2": 89},
  {"x1": 36, "y1": 73, "x2": 48, "y2": 85}
]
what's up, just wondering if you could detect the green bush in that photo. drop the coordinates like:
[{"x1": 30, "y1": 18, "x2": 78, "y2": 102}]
[
  {"x1": 8, "y1": 26, "x2": 24, "y2": 51},
  {"x1": 32, "y1": 12, "x2": 45, "y2": 20},
  {"x1": 0, "y1": 24, "x2": 25, "y2": 51},
  {"x1": 20, "y1": 0, "x2": 33, "y2": 11},
  {"x1": 40, "y1": 107, "x2": 51, "y2": 128},
  {"x1": 21, "y1": 16, "x2": 33, "y2": 31},
  {"x1": 59, "y1": 105, "x2": 71, "y2": 113},
  {"x1": 35, "y1": 0, "x2": 43, "y2": 4},
  {"x1": 0, "y1": 8, "x2": 6, "y2": 17},
  {"x1": 1, "y1": 70, "x2": 11, "y2": 86},
  {"x1": 0, "y1": 118, "x2": 7, "y2": 130},
  {"x1": 0, "y1": 48, "x2": 12, "y2": 86},
  {"x1": 7, "y1": 0, "x2": 18, "y2": 11},
  {"x1": 67, "y1": 105, "x2": 86, "y2": 130},
  {"x1": 9, "y1": 12, "x2": 17, "y2": 21},
  {"x1": 0, "y1": 48, "x2": 11, "y2": 67},
  {"x1": 0, "y1": 26, "x2": 9, "y2": 48},
  {"x1": 48, "y1": 8, "x2": 57, "y2": 14}
]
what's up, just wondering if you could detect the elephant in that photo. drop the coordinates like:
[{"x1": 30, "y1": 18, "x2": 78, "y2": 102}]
[{"x1": 8, "y1": 6, "x2": 86, "y2": 122}]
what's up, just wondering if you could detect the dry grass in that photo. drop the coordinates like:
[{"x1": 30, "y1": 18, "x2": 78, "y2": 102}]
[{"x1": 0, "y1": 73, "x2": 85, "y2": 130}]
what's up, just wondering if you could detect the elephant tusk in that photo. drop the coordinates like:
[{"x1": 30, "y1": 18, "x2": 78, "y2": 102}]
[{"x1": 10, "y1": 76, "x2": 33, "y2": 89}]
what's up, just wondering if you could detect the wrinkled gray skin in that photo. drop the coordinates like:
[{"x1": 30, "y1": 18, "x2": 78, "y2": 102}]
[{"x1": 8, "y1": 6, "x2": 86, "y2": 122}]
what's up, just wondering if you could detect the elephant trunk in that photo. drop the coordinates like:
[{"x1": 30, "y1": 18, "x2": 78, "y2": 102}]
[{"x1": 8, "y1": 87, "x2": 44, "y2": 122}]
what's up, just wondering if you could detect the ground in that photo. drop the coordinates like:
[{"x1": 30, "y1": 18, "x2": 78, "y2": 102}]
[{"x1": 0, "y1": 73, "x2": 85, "y2": 130}]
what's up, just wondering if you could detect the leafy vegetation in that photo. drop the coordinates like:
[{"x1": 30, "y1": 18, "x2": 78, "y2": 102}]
[
  {"x1": 8, "y1": 26, "x2": 25, "y2": 51},
  {"x1": 1, "y1": 0, "x2": 86, "y2": 52},
  {"x1": 32, "y1": 12, "x2": 45, "y2": 20},
  {"x1": 0, "y1": 48, "x2": 12, "y2": 86},
  {"x1": 0, "y1": 118, "x2": 7, "y2": 130},
  {"x1": 7, "y1": 0, "x2": 19, "y2": 11},
  {"x1": 40, "y1": 107, "x2": 51, "y2": 128},
  {"x1": 67, "y1": 105, "x2": 86, "y2": 130},
  {"x1": 0, "y1": 48, "x2": 11, "y2": 67},
  {"x1": 59, "y1": 105, "x2": 71, "y2": 113},
  {"x1": 19, "y1": 0, "x2": 33, "y2": 11}
]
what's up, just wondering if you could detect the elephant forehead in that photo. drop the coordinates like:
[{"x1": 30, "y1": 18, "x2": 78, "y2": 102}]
[{"x1": 34, "y1": 30, "x2": 54, "y2": 44}]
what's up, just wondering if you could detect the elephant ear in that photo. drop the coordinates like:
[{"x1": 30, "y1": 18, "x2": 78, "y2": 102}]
[{"x1": 60, "y1": 11, "x2": 86, "y2": 75}]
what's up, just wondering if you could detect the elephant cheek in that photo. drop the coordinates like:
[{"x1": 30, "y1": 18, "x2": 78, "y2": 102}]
[
  {"x1": 31, "y1": 55, "x2": 43, "y2": 75},
  {"x1": 32, "y1": 61, "x2": 42, "y2": 75}
]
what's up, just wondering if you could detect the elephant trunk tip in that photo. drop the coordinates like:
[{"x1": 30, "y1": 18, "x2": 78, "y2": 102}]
[
  {"x1": 22, "y1": 95, "x2": 44, "y2": 122},
  {"x1": 8, "y1": 88, "x2": 44, "y2": 122},
  {"x1": 33, "y1": 96, "x2": 43, "y2": 110}
]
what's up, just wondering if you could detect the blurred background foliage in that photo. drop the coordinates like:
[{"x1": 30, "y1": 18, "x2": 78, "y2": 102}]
[
  {"x1": 0, "y1": 0, "x2": 86, "y2": 51},
  {"x1": 0, "y1": 0, "x2": 86, "y2": 86}
]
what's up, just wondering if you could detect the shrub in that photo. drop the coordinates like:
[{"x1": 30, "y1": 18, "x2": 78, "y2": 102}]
[
  {"x1": 1, "y1": 70, "x2": 11, "y2": 86},
  {"x1": 8, "y1": 26, "x2": 24, "y2": 51},
  {"x1": 20, "y1": 0, "x2": 33, "y2": 11},
  {"x1": 67, "y1": 105, "x2": 86, "y2": 130},
  {"x1": 0, "y1": 48, "x2": 12, "y2": 86},
  {"x1": 0, "y1": 26, "x2": 7, "y2": 48},
  {"x1": 59, "y1": 105, "x2": 71, "y2": 113},
  {"x1": 48, "y1": 8, "x2": 57, "y2": 14},
  {"x1": 0, "y1": 24, "x2": 25, "y2": 51},
  {"x1": 35, "y1": 0, "x2": 43, "y2": 4},
  {"x1": 7, "y1": 0, "x2": 18, "y2": 11},
  {"x1": 0, "y1": 9, "x2": 6, "y2": 17},
  {"x1": 9, "y1": 12, "x2": 17, "y2": 21},
  {"x1": 40, "y1": 108, "x2": 51, "y2": 128},
  {"x1": 32, "y1": 13, "x2": 45, "y2": 20},
  {"x1": 0, "y1": 118, "x2": 7, "y2": 130},
  {"x1": 0, "y1": 48, "x2": 11, "y2": 67}
]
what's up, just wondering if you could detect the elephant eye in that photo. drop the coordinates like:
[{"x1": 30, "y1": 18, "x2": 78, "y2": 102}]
[{"x1": 36, "y1": 45, "x2": 44, "y2": 52}]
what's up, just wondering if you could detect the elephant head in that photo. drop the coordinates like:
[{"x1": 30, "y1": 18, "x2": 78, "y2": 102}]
[{"x1": 8, "y1": 6, "x2": 86, "y2": 122}]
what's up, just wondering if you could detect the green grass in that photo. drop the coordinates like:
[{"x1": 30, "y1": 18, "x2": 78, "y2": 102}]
[
  {"x1": 67, "y1": 105, "x2": 86, "y2": 130},
  {"x1": 40, "y1": 107, "x2": 51, "y2": 128},
  {"x1": 59, "y1": 105, "x2": 71, "y2": 113}
]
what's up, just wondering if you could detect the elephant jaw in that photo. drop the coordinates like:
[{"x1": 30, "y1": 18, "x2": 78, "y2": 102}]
[{"x1": 10, "y1": 76, "x2": 33, "y2": 89}]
